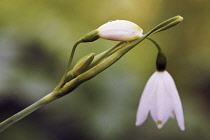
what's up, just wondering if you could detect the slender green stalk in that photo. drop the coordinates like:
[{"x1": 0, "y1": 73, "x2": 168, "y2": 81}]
[
  {"x1": 147, "y1": 38, "x2": 161, "y2": 52},
  {"x1": 0, "y1": 92, "x2": 58, "y2": 133},
  {"x1": 147, "y1": 37, "x2": 167, "y2": 71},
  {"x1": 88, "y1": 41, "x2": 125, "y2": 68},
  {"x1": 54, "y1": 40, "x2": 82, "y2": 91}
]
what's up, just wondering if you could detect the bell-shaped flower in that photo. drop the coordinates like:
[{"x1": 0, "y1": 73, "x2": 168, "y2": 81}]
[
  {"x1": 97, "y1": 20, "x2": 143, "y2": 41},
  {"x1": 136, "y1": 71, "x2": 185, "y2": 131}
]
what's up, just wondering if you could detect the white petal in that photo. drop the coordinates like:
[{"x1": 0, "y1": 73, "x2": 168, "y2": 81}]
[
  {"x1": 98, "y1": 29, "x2": 142, "y2": 41},
  {"x1": 136, "y1": 72, "x2": 159, "y2": 126},
  {"x1": 150, "y1": 72, "x2": 174, "y2": 129},
  {"x1": 157, "y1": 82, "x2": 173, "y2": 128},
  {"x1": 98, "y1": 20, "x2": 142, "y2": 32},
  {"x1": 98, "y1": 20, "x2": 143, "y2": 41},
  {"x1": 150, "y1": 74, "x2": 160, "y2": 123},
  {"x1": 160, "y1": 72, "x2": 176, "y2": 124},
  {"x1": 164, "y1": 71, "x2": 185, "y2": 131}
]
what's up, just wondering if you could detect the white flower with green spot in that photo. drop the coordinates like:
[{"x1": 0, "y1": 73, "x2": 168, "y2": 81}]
[{"x1": 136, "y1": 70, "x2": 185, "y2": 131}]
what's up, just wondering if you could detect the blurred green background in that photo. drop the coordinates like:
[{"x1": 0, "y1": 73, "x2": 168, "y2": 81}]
[{"x1": 0, "y1": 0, "x2": 210, "y2": 140}]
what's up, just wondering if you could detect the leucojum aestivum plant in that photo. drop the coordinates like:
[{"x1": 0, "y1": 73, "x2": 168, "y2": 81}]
[{"x1": 0, "y1": 15, "x2": 185, "y2": 132}]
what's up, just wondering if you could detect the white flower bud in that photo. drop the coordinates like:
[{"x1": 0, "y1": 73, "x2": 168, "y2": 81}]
[{"x1": 97, "y1": 20, "x2": 143, "y2": 41}]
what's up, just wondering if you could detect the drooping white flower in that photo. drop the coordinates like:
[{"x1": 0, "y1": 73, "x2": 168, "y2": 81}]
[
  {"x1": 136, "y1": 71, "x2": 185, "y2": 131},
  {"x1": 97, "y1": 20, "x2": 143, "y2": 41}
]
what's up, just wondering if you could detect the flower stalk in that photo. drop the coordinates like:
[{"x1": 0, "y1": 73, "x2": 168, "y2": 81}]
[
  {"x1": 0, "y1": 15, "x2": 183, "y2": 133},
  {"x1": 147, "y1": 38, "x2": 167, "y2": 71}
]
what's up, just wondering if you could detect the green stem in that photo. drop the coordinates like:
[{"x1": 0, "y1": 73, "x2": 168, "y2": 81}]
[
  {"x1": 88, "y1": 41, "x2": 125, "y2": 68},
  {"x1": 54, "y1": 40, "x2": 82, "y2": 91},
  {"x1": 147, "y1": 37, "x2": 161, "y2": 52},
  {"x1": 147, "y1": 37, "x2": 167, "y2": 71},
  {"x1": 0, "y1": 92, "x2": 58, "y2": 133}
]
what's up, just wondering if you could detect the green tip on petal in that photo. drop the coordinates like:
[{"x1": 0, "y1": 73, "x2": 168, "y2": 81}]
[{"x1": 157, "y1": 120, "x2": 162, "y2": 125}]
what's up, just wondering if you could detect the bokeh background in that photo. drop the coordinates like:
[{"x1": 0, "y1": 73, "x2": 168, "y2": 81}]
[{"x1": 0, "y1": 0, "x2": 210, "y2": 140}]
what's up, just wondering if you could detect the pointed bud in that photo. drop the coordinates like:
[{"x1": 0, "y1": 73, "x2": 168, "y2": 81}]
[
  {"x1": 97, "y1": 20, "x2": 143, "y2": 41},
  {"x1": 72, "y1": 53, "x2": 95, "y2": 76},
  {"x1": 149, "y1": 15, "x2": 183, "y2": 35},
  {"x1": 64, "y1": 71, "x2": 75, "y2": 83}
]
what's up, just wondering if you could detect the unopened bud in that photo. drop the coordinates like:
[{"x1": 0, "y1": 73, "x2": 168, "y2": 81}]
[
  {"x1": 64, "y1": 71, "x2": 75, "y2": 83},
  {"x1": 81, "y1": 20, "x2": 143, "y2": 42},
  {"x1": 97, "y1": 20, "x2": 143, "y2": 41},
  {"x1": 149, "y1": 15, "x2": 183, "y2": 35},
  {"x1": 72, "y1": 53, "x2": 95, "y2": 76}
]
